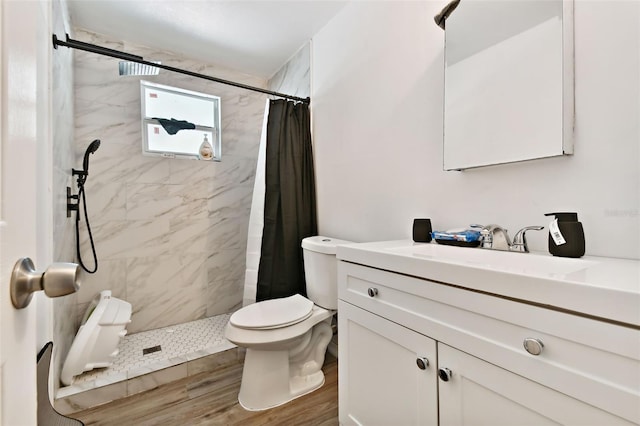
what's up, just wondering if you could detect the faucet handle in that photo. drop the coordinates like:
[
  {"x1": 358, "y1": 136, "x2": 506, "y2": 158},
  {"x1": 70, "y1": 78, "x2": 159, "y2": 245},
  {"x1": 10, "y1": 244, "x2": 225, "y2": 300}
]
[
  {"x1": 511, "y1": 226, "x2": 544, "y2": 253},
  {"x1": 470, "y1": 225, "x2": 492, "y2": 248},
  {"x1": 471, "y1": 224, "x2": 504, "y2": 248},
  {"x1": 479, "y1": 228, "x2": 492, "y2": 248}
]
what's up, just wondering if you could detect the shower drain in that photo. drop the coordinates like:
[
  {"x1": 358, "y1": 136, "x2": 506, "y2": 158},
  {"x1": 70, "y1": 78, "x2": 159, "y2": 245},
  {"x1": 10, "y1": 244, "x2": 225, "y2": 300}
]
[{"x1": 142, "y1": 345, "x2": 162, "y2": 355}]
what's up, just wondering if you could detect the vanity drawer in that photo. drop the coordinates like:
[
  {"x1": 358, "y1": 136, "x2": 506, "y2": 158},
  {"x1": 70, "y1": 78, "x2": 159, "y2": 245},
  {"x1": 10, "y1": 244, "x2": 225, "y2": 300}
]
[{"x1": 338, "y1": 261, "x2": 640, "y2": 424}]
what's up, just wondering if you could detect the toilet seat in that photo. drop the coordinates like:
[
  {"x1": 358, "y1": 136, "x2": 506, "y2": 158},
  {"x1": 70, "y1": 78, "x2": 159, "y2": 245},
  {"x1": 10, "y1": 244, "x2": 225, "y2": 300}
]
[{"x1": 230, "y1": 294, "x2": 314, "y2": 330}]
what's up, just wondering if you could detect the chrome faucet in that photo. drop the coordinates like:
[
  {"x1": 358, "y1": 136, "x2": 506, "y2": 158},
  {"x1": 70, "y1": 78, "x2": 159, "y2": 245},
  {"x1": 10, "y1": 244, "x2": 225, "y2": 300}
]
[
  {"x1": 510, "y1": 225, "x2": 545, "y2": 253},
  {"x1": 478, "y1": 224, "x2": 511, "y2": 251},
  {"x1": 476, "y1": 224, "x2": 544, "y2": 253}
]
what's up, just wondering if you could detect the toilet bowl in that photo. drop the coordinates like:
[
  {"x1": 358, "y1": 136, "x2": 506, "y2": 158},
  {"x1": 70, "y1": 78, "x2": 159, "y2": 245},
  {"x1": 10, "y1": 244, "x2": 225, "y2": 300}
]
[{"x1": 225, "y1": 236, "x2": 351, "y2": 411}]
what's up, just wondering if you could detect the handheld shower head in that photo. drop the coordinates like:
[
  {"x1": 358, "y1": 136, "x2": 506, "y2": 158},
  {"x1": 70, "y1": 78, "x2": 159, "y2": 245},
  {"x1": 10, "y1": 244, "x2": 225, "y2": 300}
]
[
  {"x1": 72, "y1": 139, "x2": 101, "y2": 274},
  {"x1": 82, "y1": 139, "x2": 101, "y2": 173}
]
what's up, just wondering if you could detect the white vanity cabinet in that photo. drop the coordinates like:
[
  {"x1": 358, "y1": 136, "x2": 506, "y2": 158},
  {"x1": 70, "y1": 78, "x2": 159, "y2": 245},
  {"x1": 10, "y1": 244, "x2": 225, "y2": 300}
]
[
  {"x1": 338, "y1": 300, "x2": 438, "y2": 425},
  {"x1": 337, "y1": 260, "x2": 640, "y2": 426}
]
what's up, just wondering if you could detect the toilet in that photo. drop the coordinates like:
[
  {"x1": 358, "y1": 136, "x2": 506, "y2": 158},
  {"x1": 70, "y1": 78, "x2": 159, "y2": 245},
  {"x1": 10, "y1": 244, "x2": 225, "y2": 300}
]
[{"x1": 225, "y1": 236, "x2": 351, "y2": 411}]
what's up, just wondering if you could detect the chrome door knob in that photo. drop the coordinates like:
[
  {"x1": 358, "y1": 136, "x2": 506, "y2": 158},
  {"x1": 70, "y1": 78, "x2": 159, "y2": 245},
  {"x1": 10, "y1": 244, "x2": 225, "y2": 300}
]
[
  {"x1": 438, "y1": 368, "x2": 452, "y2": 382},
  {"x1": 523, "y1": 338, "x2": 544, "y2": 356},
  {"x1": 10, "y1": 258, "x2": 80, "y2": 309},
  {"x1": 367, "y1": 287, "x2": 379, "y2": 297},
  {"x1": 416, "y1": 357, "x2": 429, "y2": 370}
]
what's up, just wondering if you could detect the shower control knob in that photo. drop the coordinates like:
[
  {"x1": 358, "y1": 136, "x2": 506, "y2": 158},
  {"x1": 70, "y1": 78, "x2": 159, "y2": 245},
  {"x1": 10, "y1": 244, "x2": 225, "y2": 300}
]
[
  {"x1": 523, "y1": 338, "x2": 544, "y2": 356},
  {"x1": 416, "y1": 357, "x2": 429, "y2": 370},
  {"x1": 438, "y1": 368, "x2": 452, "y2": 382},
  {"x1": 367, "y1": 287, "x2": 379, "y2": 298}
]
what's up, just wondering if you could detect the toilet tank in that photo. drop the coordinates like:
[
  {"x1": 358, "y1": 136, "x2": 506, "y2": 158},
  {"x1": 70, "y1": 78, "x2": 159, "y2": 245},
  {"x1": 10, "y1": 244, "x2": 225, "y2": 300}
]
[{"x1": 302, "y1": 236, "x2": 352, "y2": 309}]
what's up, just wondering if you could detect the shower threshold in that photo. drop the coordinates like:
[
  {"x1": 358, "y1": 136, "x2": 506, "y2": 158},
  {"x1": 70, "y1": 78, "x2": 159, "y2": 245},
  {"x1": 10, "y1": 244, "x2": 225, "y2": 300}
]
[{"x1": 55, "y1": 313, "x2": 242, "y2": 415}]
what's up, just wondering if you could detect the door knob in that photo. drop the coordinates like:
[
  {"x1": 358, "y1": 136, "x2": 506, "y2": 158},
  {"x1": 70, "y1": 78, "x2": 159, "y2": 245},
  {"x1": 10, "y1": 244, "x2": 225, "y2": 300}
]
[{"x1": 10, "y1": 258, "x2": 81, "y2": 309}]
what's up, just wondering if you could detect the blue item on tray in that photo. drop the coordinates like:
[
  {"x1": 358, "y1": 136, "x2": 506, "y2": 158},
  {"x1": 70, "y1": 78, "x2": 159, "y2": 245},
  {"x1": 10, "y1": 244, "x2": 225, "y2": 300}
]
[
  {"x1": 432, "y1": 229, "x2": 482, "y2": 247},
  {"x1": 431, "y1": 229, "x2": 482, "y2": 243}
]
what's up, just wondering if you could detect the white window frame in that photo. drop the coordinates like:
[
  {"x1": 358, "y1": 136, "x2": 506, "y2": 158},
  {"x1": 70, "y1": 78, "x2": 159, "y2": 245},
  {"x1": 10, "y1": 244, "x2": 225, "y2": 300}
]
[{"x1": 140, "y1": 80, "x2": 222, "y2": 161}]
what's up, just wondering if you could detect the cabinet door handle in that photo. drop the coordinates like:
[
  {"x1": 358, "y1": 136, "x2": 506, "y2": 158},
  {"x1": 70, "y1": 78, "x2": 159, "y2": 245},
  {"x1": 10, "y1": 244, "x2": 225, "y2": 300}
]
[
  {"x1": 523, "y1": 337, "x2": 544, "y2": 356},
  {"x1": 367, "y1": 287, "x2": 379, "y2": 297},
  {"x1": 416, "y1": 357, "x2": 429, "y2": 370},
  {"x1": 438, "y1": 368, "x2": 452, "y2": 382}
]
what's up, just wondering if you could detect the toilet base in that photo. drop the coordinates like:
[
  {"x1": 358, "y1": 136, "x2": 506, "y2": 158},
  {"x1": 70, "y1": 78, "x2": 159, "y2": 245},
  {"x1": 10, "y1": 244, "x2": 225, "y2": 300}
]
[{"x1": 237, "y1": 321, "x2": 332, "y2": 411}]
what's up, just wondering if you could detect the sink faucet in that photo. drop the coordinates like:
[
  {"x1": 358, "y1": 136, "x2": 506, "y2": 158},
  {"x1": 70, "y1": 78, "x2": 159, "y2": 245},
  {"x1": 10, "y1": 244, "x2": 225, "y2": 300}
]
[
  {"x1": 476, "y1": 224, "x2": 544, "y2": 253},
  {"x1": 479, "y1": 224, "x2": 511, "y2": 251},
  {"x1": 510, "y1": 225, "x2": 545, "y2": 253}
]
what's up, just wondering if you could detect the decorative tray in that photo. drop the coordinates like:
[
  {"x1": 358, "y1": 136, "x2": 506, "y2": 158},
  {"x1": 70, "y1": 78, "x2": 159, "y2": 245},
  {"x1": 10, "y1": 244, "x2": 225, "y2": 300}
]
[{"x1": 434, "y1": 238, "x2": 481, "y2": 248}]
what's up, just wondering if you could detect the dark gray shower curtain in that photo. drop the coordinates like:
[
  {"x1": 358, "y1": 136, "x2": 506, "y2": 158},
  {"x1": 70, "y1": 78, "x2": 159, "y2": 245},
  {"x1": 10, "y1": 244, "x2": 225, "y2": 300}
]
[{"x1": 256, "y1": 99, "x2": 317, "y2": 301}]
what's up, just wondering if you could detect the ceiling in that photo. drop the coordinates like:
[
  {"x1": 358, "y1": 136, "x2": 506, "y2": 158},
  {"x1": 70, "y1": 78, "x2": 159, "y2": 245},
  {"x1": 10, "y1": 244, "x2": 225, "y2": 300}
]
[{"x1": 66, "y1": 0, "x2": 348, "y2": 79}]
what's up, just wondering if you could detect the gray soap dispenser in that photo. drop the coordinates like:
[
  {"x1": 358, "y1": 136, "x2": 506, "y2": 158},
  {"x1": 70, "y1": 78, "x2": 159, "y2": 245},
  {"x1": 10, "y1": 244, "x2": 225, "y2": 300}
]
[{"x1": 544, "y1": 212, "x2": 585, "y2": 258}]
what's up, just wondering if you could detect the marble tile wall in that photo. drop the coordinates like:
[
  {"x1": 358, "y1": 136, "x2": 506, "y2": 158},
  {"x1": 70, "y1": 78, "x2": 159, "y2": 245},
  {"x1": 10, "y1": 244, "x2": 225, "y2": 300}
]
[
  {"x1": 268, "y1": 43, "x2": 311, "y2": 98},
  {"x1": 72, "y1": 29, "x2": 267, "y2": 334},
  {"x1": 51, "y1": 0, "x2": 78, "y2": 397}
]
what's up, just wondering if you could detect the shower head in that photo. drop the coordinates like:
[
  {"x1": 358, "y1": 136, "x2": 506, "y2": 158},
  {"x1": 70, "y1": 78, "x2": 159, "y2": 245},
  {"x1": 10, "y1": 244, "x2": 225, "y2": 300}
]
[
  {"x1": 119, "y1": 61, "x2": 161, "y2": 76},
  {"x1": 82, "y1": 139, "x2": 101, "y2": 173}
]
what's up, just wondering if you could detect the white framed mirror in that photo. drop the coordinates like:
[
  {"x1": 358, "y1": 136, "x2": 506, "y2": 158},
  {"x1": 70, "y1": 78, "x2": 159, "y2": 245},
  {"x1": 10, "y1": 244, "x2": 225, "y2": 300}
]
[{"x1": 443, "y1": 0, "x2": 574, "y2": 171}]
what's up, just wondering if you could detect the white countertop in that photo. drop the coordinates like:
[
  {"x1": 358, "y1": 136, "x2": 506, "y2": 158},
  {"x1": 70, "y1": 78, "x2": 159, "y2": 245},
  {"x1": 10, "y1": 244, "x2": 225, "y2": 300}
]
[{"x1": 337, "y1": 240, "x2": 640, "y2": 327}]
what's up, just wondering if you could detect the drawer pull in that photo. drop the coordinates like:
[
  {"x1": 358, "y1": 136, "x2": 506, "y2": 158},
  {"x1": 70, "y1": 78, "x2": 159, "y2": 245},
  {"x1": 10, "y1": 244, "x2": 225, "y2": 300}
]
[
  {"x1": 523, "y1": 337, "x2": 544, "y2": 355},
  {"x1": 367, "y1": 287, "x2": 379, "y2": 297},
  {"x1": 416, "y1": 357, "x2": 429, "y2": 370},
  {"x1": 438, "y1": 368, "x2": 452, "y2": 382}
]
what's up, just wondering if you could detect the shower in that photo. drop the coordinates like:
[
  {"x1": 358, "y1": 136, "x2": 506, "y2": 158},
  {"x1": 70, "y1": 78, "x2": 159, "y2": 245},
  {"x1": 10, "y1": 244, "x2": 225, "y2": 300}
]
[
  {"x1": 51, "y1": 30, "x2": 309, "y2": 401},
  {"x1": 68, "y1": 139, "x2": 100, "y2": 273}
]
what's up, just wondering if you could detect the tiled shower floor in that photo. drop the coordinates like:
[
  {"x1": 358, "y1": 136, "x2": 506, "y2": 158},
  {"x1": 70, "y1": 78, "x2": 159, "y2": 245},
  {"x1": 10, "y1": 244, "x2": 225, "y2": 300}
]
[{"x1": 56, "y1": 313, "x2": 236, "y2": 401}]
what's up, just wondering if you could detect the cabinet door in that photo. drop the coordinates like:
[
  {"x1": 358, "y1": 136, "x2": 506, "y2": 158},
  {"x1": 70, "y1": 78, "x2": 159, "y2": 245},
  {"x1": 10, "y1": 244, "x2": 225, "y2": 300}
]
[
  {"x1": 438, "y1": 343, "x2": 636, "y2": 426},
  {"x1": 338, "y1": 301, "x2": 438, "y2": 426}
]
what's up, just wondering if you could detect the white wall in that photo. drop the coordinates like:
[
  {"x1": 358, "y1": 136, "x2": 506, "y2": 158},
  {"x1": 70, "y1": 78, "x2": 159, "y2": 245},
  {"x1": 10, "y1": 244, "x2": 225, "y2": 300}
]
[{"x1": 312, "y1": 1, "x2": 639, "y2": 260}]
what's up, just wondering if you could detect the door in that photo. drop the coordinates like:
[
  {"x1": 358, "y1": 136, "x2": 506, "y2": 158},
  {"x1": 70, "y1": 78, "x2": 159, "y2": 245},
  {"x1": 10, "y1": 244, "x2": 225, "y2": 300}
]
[
  {"x1": 338, "y1": 301, "x2": 438, "y2": 426},
  {"x1": 437, "y1": 343, "x2": 635, "y2": 426},
  {"x1": 1, "y1": 1, "x2": 52, "y2": 425}
]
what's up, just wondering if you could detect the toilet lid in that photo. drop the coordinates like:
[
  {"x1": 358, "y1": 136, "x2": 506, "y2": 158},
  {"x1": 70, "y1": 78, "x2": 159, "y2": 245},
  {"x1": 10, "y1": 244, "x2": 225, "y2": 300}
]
[{"x1": 230, "y1": 294, "x2": 314, "y2": 330}]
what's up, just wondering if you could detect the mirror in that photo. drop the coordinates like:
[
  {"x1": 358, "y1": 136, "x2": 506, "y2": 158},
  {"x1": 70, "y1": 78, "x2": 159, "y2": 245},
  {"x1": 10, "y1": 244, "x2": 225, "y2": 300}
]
[{"x1": 443, "y1": 0, "x2": 573, "y2": 170}]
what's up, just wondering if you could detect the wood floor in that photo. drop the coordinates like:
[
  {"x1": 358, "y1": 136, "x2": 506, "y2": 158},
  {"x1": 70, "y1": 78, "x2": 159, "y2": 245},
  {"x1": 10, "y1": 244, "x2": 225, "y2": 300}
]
[{"x1": 72, "y1": 354, "x2": 338, "y2": 426}]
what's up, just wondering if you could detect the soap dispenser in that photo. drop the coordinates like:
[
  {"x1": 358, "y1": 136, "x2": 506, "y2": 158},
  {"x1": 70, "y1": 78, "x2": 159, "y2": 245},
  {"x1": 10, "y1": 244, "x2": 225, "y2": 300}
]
[
  {"x1": 544, "y1": 212, "x2": 585, "y2": 258},
  {"x1": 199, "y1": 134, "x2": 214, "y2": 160}
]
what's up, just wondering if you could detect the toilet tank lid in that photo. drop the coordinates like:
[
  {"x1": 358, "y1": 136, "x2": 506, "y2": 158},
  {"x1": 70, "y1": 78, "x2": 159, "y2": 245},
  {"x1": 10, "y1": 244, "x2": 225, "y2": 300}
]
[
  {"x1": 230, "y1": 294, "x2": 314, "y2": 329},
  {"x1": 301, "y1": 236, "x2": 352, "y2": 254}
]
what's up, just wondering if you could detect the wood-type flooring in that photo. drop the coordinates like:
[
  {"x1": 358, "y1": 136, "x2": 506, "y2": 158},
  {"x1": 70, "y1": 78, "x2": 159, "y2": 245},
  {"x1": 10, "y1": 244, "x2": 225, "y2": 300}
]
[{"x1": 71, "y1": 354, "x2": 338, "y2": 426}]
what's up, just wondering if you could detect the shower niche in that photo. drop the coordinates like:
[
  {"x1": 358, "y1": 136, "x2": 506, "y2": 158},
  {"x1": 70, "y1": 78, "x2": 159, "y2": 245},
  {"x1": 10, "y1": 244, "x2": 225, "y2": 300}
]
[{"x1": 140, "y1": 80, "x2": 222, "y2": 161}]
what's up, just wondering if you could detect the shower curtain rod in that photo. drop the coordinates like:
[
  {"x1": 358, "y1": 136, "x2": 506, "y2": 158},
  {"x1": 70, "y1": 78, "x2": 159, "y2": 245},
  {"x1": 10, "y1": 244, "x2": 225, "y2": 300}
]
[{"x1": 52, "y1": 34, "x2": 310, "y2": 104}]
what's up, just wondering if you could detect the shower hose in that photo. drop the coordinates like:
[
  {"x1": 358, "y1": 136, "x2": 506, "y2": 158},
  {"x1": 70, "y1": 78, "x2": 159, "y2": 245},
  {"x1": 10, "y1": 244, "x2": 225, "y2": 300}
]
[{"x1": 76, "y1": 177, "x2": 98, "y2": 274}]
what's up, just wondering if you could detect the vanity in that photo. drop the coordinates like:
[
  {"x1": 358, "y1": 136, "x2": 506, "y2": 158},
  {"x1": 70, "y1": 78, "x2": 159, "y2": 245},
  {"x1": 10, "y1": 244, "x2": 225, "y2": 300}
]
[{"x1": 336, "y1": 241, "x2": 640, "y2": 425}]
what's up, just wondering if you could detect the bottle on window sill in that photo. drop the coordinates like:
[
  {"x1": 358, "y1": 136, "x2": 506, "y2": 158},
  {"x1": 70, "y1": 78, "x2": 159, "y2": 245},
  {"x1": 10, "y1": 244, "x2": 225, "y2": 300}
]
[{"x1": 199, "y1": 134, "x2": 214, "y2": 160}]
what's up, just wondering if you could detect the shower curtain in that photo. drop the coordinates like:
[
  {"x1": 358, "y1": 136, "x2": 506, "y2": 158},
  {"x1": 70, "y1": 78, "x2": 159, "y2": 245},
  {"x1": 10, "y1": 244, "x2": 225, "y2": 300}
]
[
  {"x1": 255, "y1": 99, "x2": 317, "y2": 301},
  {"x1": 242, "y1": 100, "x2": 269, "y2": 306}
]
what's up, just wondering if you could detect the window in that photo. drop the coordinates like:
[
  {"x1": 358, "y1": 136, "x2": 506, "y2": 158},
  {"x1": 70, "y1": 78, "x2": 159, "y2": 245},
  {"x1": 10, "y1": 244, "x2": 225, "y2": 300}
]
[{"x1": 140, "y1": 80, "x2": 221, "y2": 161}]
